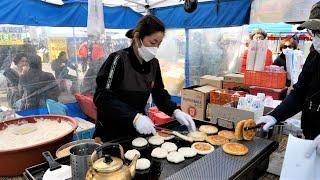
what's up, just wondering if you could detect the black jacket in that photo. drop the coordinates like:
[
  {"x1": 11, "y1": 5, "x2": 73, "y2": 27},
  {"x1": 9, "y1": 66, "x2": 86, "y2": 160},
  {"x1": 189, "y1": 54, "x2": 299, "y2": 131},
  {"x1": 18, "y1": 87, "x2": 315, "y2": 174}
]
[
  {"x1": 270, "y1": 50, "x2": 320, "y2": 139},
  {"x1": 273, "y1": 53, "x2": 287, "y2": 71},
  {"x1": 93, "y1": 46, "x2": 177, "y2": 142},
  {"x1": 19, "y1": 69, "x2": 60, "y2": 110},
  {"x1": 273, "y1": 53, "x2": 291, "y2": 86}
]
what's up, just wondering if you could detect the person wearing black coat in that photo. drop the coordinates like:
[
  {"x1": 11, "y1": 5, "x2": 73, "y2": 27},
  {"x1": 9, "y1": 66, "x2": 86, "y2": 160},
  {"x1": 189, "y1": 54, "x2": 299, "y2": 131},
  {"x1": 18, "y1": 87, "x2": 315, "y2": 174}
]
[
  {"x1": 93, "y1": 15, "x2": 196, "y2": 142},
  {"x1": 257, "y1": 2, "x2": 320, "y2": 158},
  {"x1": 19, "y1": 55, "x2": 60, "y2": 110},
  {"x1": 273, "y1": 39, "x2": 298, "y2": 86}
]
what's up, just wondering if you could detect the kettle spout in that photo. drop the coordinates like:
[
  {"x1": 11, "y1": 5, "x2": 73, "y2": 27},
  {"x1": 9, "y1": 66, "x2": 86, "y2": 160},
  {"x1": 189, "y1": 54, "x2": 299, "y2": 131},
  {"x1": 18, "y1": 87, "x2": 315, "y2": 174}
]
[{"x1": 129, "y1": 154, "x2": 139, "y2": 178}]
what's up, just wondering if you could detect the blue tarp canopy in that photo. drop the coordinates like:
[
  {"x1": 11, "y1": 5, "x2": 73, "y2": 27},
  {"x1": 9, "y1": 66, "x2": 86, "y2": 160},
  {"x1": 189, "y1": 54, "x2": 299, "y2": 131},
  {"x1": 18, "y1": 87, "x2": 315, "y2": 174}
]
[{"x1": 0, "y1": 0, "x2": 251, "y2": 29}]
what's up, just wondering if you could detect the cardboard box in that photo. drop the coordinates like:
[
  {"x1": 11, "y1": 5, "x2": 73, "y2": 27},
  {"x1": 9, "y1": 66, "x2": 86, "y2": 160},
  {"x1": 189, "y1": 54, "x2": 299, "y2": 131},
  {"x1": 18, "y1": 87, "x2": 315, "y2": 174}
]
[
  {"x1": 223, "y1": 81, "x2": 244, "y2": 89},
  {"x1": 200, "y1": 75, "x2": 224, "y2": 89},
  {"x1": 206, "y1": 103, "x2": 274, "y2": 129},
  {"x1": 223, "y1": 73, "x2": 244, "y2": 83},
  {"x1": 206, "y1": 103, "x2": 254, "y2": 129},
  {"x1": 181, "y1": 85, "x2": 217, "y2": 120}
]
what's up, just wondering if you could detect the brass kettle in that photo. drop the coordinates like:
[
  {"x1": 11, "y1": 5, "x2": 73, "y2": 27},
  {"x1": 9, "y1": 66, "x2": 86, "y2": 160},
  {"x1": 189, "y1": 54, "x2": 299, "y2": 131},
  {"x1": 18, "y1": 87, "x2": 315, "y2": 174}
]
[{"x1": 85, "y1": 143, "x2": 138, "y2": 180}]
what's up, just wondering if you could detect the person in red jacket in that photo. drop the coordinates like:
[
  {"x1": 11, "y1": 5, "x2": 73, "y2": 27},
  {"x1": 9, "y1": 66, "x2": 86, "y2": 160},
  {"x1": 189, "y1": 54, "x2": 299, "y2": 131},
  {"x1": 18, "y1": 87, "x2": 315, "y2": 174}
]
[{"x1": 240, "y1": 28, "x2": 273, "y2": 73}]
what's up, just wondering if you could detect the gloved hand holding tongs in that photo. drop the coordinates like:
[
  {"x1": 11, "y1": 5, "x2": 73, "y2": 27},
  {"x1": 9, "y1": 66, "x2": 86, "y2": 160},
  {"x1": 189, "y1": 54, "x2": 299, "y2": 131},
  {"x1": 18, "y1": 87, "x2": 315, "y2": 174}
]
[
  {"x1": 255, "y1": 115, "x2": 277, "y2": 131},
  {"x1": 173, "y1": 109, "x2": 196, "y2": 132}
]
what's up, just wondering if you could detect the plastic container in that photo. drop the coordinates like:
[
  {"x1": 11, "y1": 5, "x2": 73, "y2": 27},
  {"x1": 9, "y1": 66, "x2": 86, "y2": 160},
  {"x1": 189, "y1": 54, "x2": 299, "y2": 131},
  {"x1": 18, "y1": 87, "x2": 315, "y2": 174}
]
[
  {"x1": 74, "y1": 93, "x2": 97, "y2": 123},
  {"x1": 244, "y1": 70, "x2": 286, "y2": 89},
  {"x1": 0, "y1": 115, "x2": 78, "y2": 176},
  {"x1": 148, "y1": 107, "x2": 172, "y2": 125},
  {"x1": 46, "y1": 99, "x2": 68, "y2": 115},
  {"x1": 249, "y1": 86, "x2": 288, "y2": 100},
  {"x1": 152, "y1": 112, "x2": 172, "y2": 125}
]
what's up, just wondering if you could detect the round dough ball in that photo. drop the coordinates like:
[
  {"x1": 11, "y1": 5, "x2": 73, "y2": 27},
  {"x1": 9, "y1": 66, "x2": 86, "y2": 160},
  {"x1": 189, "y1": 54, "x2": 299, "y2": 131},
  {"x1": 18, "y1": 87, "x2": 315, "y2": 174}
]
[
  {"x1": 148, "y1": 135, "x2": 165, "y2": 146},
  {"x1": 151, "y1": 147, "x2": 168, "y2": 159},
  {"x1": 167, "y1": 151, "x2": 185, "y2": 163},
  {"x1": 178, "y1": 147, "x2": 197, "y2": 158},
  {"x1": 199, "y1": 125, "x2": 218, "y2": 135},
  {"x1": 124, "y1": 149, "x2": 141, "y2": 160},
  {"x1": 136, "y1": 158, "x2": 151, "y2": 170},
  {"x1": 161, "y1": 142, "x2": 178, "y2": 152},
  {"x1": 132, "y1": 137, "x2": 148, "y2": 147}
]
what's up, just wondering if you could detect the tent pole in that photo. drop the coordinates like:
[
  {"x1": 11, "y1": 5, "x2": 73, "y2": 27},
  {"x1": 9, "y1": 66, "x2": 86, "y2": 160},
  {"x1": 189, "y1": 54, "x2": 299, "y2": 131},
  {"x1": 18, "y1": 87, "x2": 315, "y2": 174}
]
[
  {"x1": 185, "y1": 28, "x2": 190, "y2": 87},
  {"x1": 73, "y1": 27, "x2": 80, "y2": 93}
]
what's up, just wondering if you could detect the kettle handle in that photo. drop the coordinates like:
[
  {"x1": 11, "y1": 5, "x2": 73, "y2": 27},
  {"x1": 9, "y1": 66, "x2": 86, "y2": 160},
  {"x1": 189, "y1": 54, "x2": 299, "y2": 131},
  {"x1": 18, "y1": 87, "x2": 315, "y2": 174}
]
[{"x1": 91, "y1": 143, "x2": 124, "y2": 164}]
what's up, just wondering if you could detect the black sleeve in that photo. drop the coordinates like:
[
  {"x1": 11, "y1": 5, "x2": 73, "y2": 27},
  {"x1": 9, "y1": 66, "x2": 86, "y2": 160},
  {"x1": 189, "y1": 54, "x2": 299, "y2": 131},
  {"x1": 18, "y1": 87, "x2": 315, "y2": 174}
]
[
  {"x1": 93, "y1": 53, "x2": 139, "y2": 124},
  {"x1": 151, "y1": 61, "x2": 178, "y2": 116},
  {"x1": 272, "y1": 56, "x2": 282, "y2": 66},
  {"x1": 269, "y1": 52, "x2": 316, "y2": 121}
]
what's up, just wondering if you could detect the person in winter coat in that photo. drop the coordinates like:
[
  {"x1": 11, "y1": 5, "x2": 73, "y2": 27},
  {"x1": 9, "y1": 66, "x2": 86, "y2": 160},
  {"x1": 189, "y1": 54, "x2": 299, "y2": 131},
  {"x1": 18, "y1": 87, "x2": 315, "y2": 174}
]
[
  {"x1": 3, "y1": 53, "x2": 29, "y2": 108},
  {"x1": 273, "y1": 38, "x2": 298, "y2": 86},
  {"x1": 19, "y1": 55, "x2": 60, "y2": 110},
  {"x1": 257, "y1": 2, "x2": 320, "y2": 158},
  {"x1": 240, "y1": 28, "x2": 273, "y2": 73},
  {"x1": 93, "y1": 15, "x2": 196, "y2": 142}
]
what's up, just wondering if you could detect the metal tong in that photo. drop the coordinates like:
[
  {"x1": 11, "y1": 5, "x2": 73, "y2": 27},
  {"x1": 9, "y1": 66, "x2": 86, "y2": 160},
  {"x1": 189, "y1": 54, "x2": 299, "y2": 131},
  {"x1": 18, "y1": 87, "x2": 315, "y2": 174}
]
[
  {"x1": 155, "y1": 126, "x2": 194, "y2": 143},
  {"x1": 244, "y1": 123, "x2": 265, "y2": 131}
]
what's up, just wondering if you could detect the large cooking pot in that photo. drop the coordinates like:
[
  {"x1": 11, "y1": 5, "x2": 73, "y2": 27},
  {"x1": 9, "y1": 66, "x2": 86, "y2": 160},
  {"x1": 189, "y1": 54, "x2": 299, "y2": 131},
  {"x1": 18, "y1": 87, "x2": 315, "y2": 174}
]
[{"x1": 0, "y1": 115, "x2": 78, "y2": 176}]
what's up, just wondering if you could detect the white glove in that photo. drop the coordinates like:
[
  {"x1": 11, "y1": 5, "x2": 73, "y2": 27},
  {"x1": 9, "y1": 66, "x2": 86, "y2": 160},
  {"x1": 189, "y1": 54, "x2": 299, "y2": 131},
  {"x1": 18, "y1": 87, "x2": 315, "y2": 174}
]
[
  {"x1": 174, "y1": 109, "x2": 196, "y2": 131},
  {"x1": 305, "y1": 134, "x2": 320, "y2": 158},
  {"x1": 134, "y1": 114, "x2": 156, "y2": 135},
  {"x1": 256, "y1": 115, "x2": 277, "y2": 131}
]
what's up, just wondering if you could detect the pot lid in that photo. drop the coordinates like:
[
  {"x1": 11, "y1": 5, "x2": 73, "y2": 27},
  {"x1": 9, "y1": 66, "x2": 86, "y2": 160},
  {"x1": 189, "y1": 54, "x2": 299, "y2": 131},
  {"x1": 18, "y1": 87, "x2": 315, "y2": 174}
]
[{"x1": 92, "y1": 155, "x2": 123, "y2": 173}]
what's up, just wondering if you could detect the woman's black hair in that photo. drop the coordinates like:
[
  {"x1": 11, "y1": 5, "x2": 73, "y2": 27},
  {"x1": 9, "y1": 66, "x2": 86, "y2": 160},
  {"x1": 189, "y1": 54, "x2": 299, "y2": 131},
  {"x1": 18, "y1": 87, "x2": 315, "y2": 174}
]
[
  {"x1": 13, "y1": 53, "x2": 27, "y2": 65},
  {"x1": 125, "y1": 29, "x2": 134, "y2": 39},
  {"x1": 133, "y1": 15, "x2": 165, "y2": 40},
  {"x1": 27, "y1": 55, "x2": 42, "y2": 70},
  {"x1": 58, "y1": 51, "x2": 67, "y2": 59}
]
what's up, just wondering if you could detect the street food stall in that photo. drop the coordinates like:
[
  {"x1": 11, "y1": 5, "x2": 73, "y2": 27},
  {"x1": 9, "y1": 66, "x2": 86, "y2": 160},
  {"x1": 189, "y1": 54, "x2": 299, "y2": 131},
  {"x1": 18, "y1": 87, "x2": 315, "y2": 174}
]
[{"x1": 0, "y1": 0, "x2": 316, "y2": 180}]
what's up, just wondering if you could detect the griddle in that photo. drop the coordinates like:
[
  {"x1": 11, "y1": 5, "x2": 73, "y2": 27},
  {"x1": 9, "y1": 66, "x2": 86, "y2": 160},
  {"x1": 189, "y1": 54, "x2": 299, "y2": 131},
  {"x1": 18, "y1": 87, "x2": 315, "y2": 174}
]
[{"x1": 24, "y1": 120, "x2": 278, "y2": 180}]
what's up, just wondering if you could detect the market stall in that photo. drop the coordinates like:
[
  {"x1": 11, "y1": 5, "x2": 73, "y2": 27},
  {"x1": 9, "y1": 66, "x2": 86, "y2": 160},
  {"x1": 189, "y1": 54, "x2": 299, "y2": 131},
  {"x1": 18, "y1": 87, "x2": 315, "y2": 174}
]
[{"x1": 0, "y1": 0, "x2": 315, "y2": 179}]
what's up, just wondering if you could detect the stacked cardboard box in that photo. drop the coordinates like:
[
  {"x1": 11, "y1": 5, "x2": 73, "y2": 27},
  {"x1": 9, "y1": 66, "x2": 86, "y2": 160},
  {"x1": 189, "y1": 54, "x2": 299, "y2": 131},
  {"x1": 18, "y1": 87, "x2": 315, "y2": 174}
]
[
  {"x1": 200, "y1": 75, "x2": 224, "y2": 89},
  {"x1": 223, "y1": 73, "x2": 244, "y2": 89},
  {"x1": 181, "y1": 85, "x2": 217, "y2": 120}
]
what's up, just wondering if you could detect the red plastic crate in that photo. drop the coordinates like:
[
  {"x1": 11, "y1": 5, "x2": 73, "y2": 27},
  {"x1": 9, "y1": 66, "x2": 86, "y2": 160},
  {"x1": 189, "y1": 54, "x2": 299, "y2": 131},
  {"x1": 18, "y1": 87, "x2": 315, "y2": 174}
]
[
  {"x1": 249, "y1": 86, "x2": 288, "y2": 100},
  {"x1": 244, "y1": 70, "x2": 286, "y2": 89},
  {"x1": 74, "y1": 93, "x2": 97, "y2": 123}
]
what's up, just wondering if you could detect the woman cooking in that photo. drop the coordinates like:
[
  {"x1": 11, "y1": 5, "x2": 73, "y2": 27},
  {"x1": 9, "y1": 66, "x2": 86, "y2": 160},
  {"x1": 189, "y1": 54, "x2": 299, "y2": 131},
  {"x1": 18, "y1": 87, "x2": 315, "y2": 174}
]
[{"x1": 93, "y1": 15, "x2": 196, "y2": 142}]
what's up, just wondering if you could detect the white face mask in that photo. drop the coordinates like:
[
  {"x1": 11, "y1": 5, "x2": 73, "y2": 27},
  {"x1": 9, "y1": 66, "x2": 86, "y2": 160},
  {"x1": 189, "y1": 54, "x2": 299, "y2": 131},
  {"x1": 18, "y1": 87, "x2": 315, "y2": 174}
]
[
  {"x1": 137, "y1": 40, "x2": 158, "y2": 62},
  {"x1": 313, "y1": 35, "x2": 320, "y2": 53}
]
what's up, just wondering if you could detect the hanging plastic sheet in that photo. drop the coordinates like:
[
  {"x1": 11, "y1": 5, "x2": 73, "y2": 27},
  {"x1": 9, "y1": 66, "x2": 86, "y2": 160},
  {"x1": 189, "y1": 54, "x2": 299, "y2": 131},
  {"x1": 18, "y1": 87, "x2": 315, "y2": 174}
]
[{"x1": 87, "y1": 0, "x2": 105, "y2": 37}]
